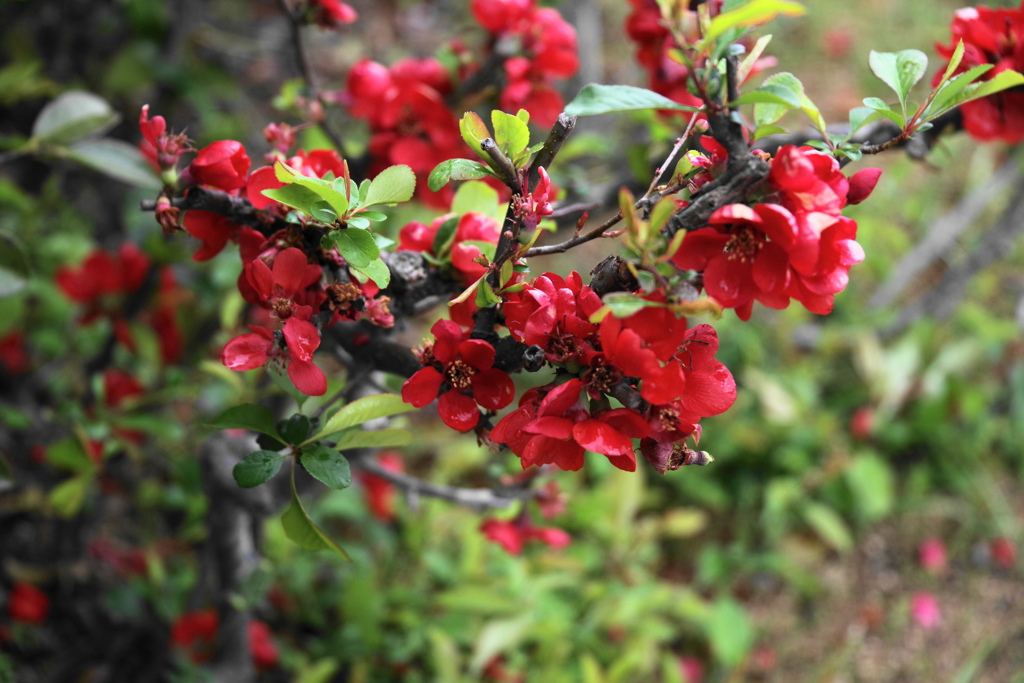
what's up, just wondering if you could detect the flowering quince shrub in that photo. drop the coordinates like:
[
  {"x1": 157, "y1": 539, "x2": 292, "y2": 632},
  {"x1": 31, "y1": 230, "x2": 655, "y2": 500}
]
[{"x1": 3, "y1": 0, "x2": 1024, "y2": 678}]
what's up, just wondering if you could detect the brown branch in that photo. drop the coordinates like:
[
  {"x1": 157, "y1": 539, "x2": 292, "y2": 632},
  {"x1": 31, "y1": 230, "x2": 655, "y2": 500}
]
[
  {"x1": 527, "y1": 113, "x2": 577, "y2": 190},
  {"x1": 140, "y1": 186, "x2": 289, "y2": 236}
]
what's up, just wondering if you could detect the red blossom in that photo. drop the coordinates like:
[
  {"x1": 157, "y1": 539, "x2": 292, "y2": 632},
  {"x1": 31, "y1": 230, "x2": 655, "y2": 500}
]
[
  {"x1": 359, "y1": 451, "x2": 404, "y2": 521},
  {"x1": 480, "y1": 517, "x2": 570, "y2": 555},
  {"x1": 186, "y1": 140, "x2": 251, "y2": 191},
  {"x1": 221, "y1": 318, "x2": 327, "y2": 396},
  {"x1": 171, "y1": 610, "x2": 278, "y2": 669},
  {"x1": 0, "y1": 331, "x2": 30, "y2": 375},
  {"x1": 311, "y1": 0, "x2": 358, "y2": 27},
  {"x1": 248, "y1": 620, "x2": 279, "y2": 670},
  {"x1": 401, "y1": 319, "x2": 514, "y2": 432},
  {"x1": 244, "y1": 247, "x2": 323, "y2": 318},
  {"x1": 55, "y1": 244, "x2": 149, "y2": 305},
  {"x1": 910, "y1": 592, "x2": 941, "y2": 629},
  {"x1": 7, "y1": 582, "x2": 50, "y2": 624},
  {"x1": 934, "y1": 4, "x2": 1024, "y2": 144},
  {"x1": 182, "y1": 210, "x2": 240, "y2": 261}
]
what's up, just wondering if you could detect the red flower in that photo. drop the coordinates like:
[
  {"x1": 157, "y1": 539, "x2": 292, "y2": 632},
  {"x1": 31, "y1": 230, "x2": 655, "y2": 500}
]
[
  {"x1": 910, "y1": 592, "x2": 941, "y2": 629},
  {"x1": 0, "y1": 332, "x2": 30, "y2": 375},
  {"x1": 244, "y1": 247, "x2": 323, "y2": 318},
  {"x1": 358, "y1": 451, "x2": 404, "y2": 521},
  {"x1": 183, "y1": 210, "x2": 239, "y2": 261},
  {"x1": 7, "y1": 582, "x2": 50, "y2": 624},
  {"x1": 55, "y1": 244, "x2": 149, "y2": 306},
  {"x1": 221, "y1": 318, "x2": 327, "y2": 396},
  {"x1": 471, "y1": 0, "x2": 534, "y2": 33},
  {"x1": 311, "y1": 0, "x2": 357, "y2": 27},
  {"x1": 480, "y1": 517, "x2": 570, "y2": 555},
  {"x1": 248, "y1": 620, "x2": 279, "y2": 670},
  {"x1": 918, "y1": 538, "x2": 948, "y2": 574},
  {"x1": 935, "y1": 4, "x2": 1024, "y2": 144},
  {"x1": 186, "y1": 140, "x2": 251, "y2": 191},
  {"x1": 502, "y1": 271, "x2": 602, "y2": 365},
  {"x1": 171, "y1": 609, "x2": 219, "y2": 663},
  {"x1": 401, "y1": 319, "x2": 515, "y2": 432},
  {"x1": 991, "y1": 537, "x2": 1017, "y2": 568}
]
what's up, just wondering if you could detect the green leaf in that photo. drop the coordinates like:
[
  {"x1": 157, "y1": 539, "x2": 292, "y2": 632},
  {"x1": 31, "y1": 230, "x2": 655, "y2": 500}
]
[
  {"x1": 460, "y1": 111, "x2": 490, "y2": 160},
  {"x1": 363, "y1": 165, "x2": 416, "y2": 207},
  {"x1": 299, "y1": 445, "x2": 352, "y2": 490},
  {"x1": 868, "y1": 49, "x2": 928, "y2": 112},
  {"x1": 845, "y1": 454, "x2": 894, "y2": 523},
  {"x1": 427, "y1": 159, "x2": 493, "y2": 191},
  {"x1": 349, "y1": 257, "x2": 390, "y2": 289},
  {"x1": 281, "y1": 490, "x2": 351, "y2": 560},
  {"x1": 333, "y1": 427, "x2": 413, "y2": 450},
  {"x1": 205, "y1": 404, "x2": 281, "y2": 439},
  {"x1": 602, "y1": 292, "x2": 662, "y2": 318},
  {"x1": 751, "y1": 72, "x2": 805, "y2": 127},
  {"x1": 309, "y1": 393, "x2": 416, "y2": 442},
  {"x1": 263, "y1": 184, "x2": 323, "y2": 215},
  {"x1": 926, "y1": 64, "x2": 993, "y2": 114},
  {"x1": 273, "y1": 161, "x2": 350, "y2": 216},
  {"x1": 357, "y1": 210, "x2": 388, "y2": 222},
  {"x1": 848, "y1": 106, "x2": 889, "y2": 135},
  {"x1": 750, "y1": 124, "x2": 788, "y2": 141},
  {"x1": 475, "y1": 279, "x2": 501, "y2": 308},
  {"x1": 935, "y1": 68, "x2": 1024, "y2": 114},
  {"x1": 346, "y1": 216, "x2": 371, "y2": 230},
  {"x1": 937, "y1": 39, "x2": 966, "y2": 88},
  {"x1": 309, "y1": 201, "x2": 337, "y2": 224},
  {"x1": 705, "y1": 598, "x2": 755, "y2": 667},
  {"x1": 564, "y1": 84, "x2": 700, "y2": 116},
  {"x1": 333, "y1": 228, "x2": 379, "y2": 268},
  {"x1": 801, "y1": 501, "x2": 853, "y2": 553},
  {"x1": 452, "y1": 180, "x2": 503, "y2": 223},
  {"x1": 431, "y1": 216, "x2": 460, "y2": 257},
  {"x1": 31, "y1": 90, "x2": 119, "y2": 145},
  {"x1": 278, "y1": 414, "x2": 312, "y2": 445},
  {"x1": 64, "y1": 139, "x2": 161, "y2": 190},
  {"x1": 233, "y1": 450, "x2": 287, "y2": 488},
  {"x1": 469, "y1": 616, "x2": 532, "y2": 673},
  {"x1": 491, "y1": 110, "x2": 531, "y2": 165},
  {"x1": 861, "y1": 97, "x2": 905, "y2": 128},
  {"x1": 705, "y1": 0, "x2": 805, "y2": 42},
  {"x1": 50, "y1": 472, "x2": 94, "y2": 517}
]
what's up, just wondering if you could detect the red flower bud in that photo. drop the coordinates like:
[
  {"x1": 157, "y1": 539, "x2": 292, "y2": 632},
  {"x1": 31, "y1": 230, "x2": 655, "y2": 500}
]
[{"x1": 188, "y1": 140, "x2": 251, "y2": 190}]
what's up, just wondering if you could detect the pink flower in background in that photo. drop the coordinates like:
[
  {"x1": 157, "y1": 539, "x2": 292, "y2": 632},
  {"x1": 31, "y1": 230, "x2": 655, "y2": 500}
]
[
  {"x1": 918, "y1": 538, "x2": 948, "y2": 574},
  {"x1": 910, "y1": 592, "x2": 941, "y2": 629}
]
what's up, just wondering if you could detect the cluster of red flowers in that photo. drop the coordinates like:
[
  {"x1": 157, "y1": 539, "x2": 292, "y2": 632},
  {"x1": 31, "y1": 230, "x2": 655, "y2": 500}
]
[
  {"x1": 170, "y1": 609, "x2": 278, "y2": 670},
  {"x1": 487, "y1": 272, "x2": 736, "y2": 474},
  {"x1": 934, "y1": 1, "x2": 1024, "y2": 143},
  {"x1": 674, "y1": 141, "x2": 882, "y2": 320},
  {"x1": 625, "y1": 0, "x2": 709, "y2": 110},
  {"x1": 55, "y1": 244, "x2": 183, "y2": 364},
  {"x1": 470, "y1": 0, "x2": 579, "y2": 127},
  {"x1": 398, "y1": 211, "x2": 502, "y2": 285},
  {"x1": 139, "y1": 114, "x2": 398, "y2": 396},
  {"x1": 342, "y1": 58, "x2": 466, "y2": 208}
]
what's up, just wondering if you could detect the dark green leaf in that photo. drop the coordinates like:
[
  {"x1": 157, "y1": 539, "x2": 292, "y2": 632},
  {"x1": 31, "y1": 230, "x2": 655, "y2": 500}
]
[
  {"x1": 334, "y1": 228, "x2": 380, "y2": 268},
  {"x1": 564, "y1": 84, "x2": 700, "y2": 116},
  {"x1": 299, "y1": 445, "x2": 352, "y2": 489},
  {"x1": 281, "y1": 492, "x2": 352, "y2": 560},
  {"x1": 309, "y1": 201, "x2": 337, "y2": 224},
  {"x1": 205, "y1": 404, "x2": 280, "y2": 438},
  {"x1": 233, "y1": 450, "x2": 286, "y2": 488},
  {"x1": 431, "y1": 216, "x2": 460, "y2": 256},
  {"x1": 278, "y1": 414, "x2": 312, "y2": 445}
]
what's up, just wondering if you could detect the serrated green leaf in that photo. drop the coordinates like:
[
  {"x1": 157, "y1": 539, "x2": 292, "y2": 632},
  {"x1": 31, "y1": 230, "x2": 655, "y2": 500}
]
[
  {"x1": 346, "y1": 216, "x2": 370, "y2": 229},
  {"x1": 309, "y1": 200, "x2": 337, "y2": 224},
  {"x1": 205, "y1": 404, "x2": 281, "y2": 438},
  {"x1": 333, "y1": 427, "x2": 413, "y2": 451},
  {"x1": 491, "y1": 110, "x2": 530, "y2": 165},
  {"x1": 460, "y1": 111, "x2": 490, "y2": 160},
  {"x1": 751, "y1": 72, "x2": 805, "y2": 126},
  {"x1": 705, "y1": 0, "x2": 805, "y2": 42},
  {"x1": 349, "y1": 257, "x2": 390, "y2": 289},
  {"x1": 309, "y1": 393, "x2": 416, "y2": 442},
  {"x1": 937, "y1": 39, "x2": 966, "y2": 88},
  {"x1": 363, "y1": 165, "x2": 416, "y2": 207},
  {"x1": 869, "y1": 49, "x2": 928, "y2": 112},
  {"x1": 936, "y1": 68, "x2": 1024, "y2": 114},
  {"x1": 861, "y1": 97, "x2": 905, "y2": 127},
  {"x1": 64, "y1": 139, "x2": 161, "y2": 190},
  {"x1": 848, "y1": 106, "x2": 889, "y2": 135},
  {"x1": 333, "y1": 228, "x2": 379, "y2": 268},
  {"x1": 357, "y1": 210, "x2": 388, "y2": 222},
  {"x1": 263, "y1": 184, "x2": 323, "y2": 215},
  {"x1": 299, "y1": 445, "x2": 352, "y2": 490},
  {"x1": 427, "y1": 158, "x2": 493, "y2": 191},
  {"x1": 274, "y1": 161, "x2": 350, "y2": 216},
  {"x1": 564, "y1": 84, "x2": 700, "y2": 116},
  {"x1": 32, "y1": 90, "x2": 119, "y2": 145},
  {"x1": 281, "y1": 491, "x2": 351, "y2": 560},
  {"x1": 233, "y1": 450, "x2": 287, "y2": 488},
  {"x1": 926, "y1": 64, "x2": 993, "y2": 115}
]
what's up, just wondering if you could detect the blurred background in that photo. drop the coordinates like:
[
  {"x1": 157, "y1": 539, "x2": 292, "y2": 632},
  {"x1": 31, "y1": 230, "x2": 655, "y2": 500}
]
[{"x1": 1, "y1": 0, "x2": 1022, "y2": 681}]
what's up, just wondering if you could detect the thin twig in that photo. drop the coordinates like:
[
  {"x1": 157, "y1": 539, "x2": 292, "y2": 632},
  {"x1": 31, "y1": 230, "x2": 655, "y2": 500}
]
[
  {"x1": 276, "y1": 0, "x2": 347, "y2": 154},
  {"x1": 349, "y1": 453, "x2": 538, "y2": 512}
]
